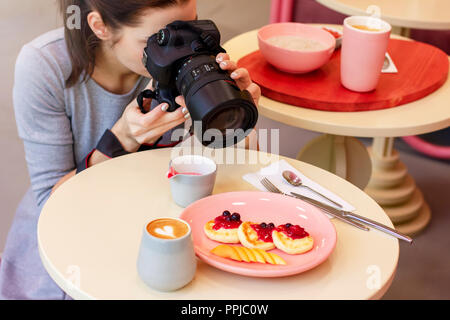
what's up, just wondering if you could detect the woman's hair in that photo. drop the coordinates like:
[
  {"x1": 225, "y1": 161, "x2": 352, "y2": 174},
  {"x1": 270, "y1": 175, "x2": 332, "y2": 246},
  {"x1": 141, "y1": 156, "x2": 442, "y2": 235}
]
[{"x1": 59, "y1": 0, "x2": 188, "y2": 87}]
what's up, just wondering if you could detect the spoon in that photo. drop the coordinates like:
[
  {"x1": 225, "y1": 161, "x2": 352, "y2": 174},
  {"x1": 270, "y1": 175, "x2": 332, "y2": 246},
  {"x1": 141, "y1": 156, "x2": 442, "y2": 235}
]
[{"x1": 282, "y1": 170, "x2": 344, "y2": 209}]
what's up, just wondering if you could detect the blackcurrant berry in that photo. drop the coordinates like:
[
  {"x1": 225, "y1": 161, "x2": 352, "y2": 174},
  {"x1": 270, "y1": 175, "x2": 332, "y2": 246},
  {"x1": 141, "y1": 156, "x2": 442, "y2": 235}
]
[
  {"x1": 231, "y1": 213, "x2": 241, "y2": 221},
  {"x1": 260, "y1": 223, "x2": 267, "y2": 228},
  {"x1": 223, "y1": 210, "x2": 231, "y2": 216},
  {"x1": 285, "y1": 223, "x2": 292, "y2": 228}
]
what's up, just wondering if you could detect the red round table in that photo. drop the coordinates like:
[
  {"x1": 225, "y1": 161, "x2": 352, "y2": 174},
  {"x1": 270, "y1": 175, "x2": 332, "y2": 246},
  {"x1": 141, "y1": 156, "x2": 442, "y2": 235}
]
[{"x1": 238, "y1": 39, "x2": 448, "y2": 112}]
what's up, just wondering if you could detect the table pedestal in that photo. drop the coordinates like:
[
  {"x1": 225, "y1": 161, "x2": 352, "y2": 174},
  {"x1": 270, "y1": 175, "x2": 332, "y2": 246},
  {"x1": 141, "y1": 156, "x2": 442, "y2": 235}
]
[
  {"x1": 297, "y1": 134, "x2": 372, "y2": 190},
  {"x1": 365, "y1": 137, "x2": 431, "y2": 236},
  {"x1": 297, "y1": 135, "x2": 431, "y2": 236}
]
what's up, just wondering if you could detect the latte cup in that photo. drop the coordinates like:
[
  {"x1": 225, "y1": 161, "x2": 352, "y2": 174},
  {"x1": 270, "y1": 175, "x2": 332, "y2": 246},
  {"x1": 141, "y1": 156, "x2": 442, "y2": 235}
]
[
  {"x1": 341, "y1": 16, "x2": 391, "y2": 92},
  {"x1": 137, "y1": 217, "x2": 197, "y2": 292}
]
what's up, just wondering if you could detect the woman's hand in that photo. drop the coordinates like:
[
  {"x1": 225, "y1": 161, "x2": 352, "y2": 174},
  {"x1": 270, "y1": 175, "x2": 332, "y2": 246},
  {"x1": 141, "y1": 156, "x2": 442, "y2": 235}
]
[
  {"x1": 216, "y1": 53, "x2": 261, "y2": 106},
  {"x1": 112, "y1": 82, "x2": 190, "y2": 153},
  {"x1": 215, "y1": 53, "x2": 261, "y2": 151}
]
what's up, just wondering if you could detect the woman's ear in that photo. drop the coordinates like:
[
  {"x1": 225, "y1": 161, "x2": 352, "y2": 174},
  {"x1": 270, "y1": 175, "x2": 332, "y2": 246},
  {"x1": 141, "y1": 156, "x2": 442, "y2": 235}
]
[{"x1": 87, "y1": 11, "x2": 111, "y2": 41}]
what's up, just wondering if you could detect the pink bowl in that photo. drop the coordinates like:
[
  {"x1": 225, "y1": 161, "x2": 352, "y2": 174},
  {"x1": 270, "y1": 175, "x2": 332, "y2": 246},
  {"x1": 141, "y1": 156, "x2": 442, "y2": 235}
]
[{"x1": 258, "y1": 23, "x2": 336, "y2": 74}]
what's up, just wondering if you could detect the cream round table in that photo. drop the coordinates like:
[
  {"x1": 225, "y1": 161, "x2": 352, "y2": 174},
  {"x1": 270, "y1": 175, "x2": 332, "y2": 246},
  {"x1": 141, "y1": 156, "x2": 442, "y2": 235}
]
[
  {"x1": 316, "y1": 0, "x2": 450, "y2": 31},
  {"x1": 38, "y1": 148, "x2": 399, "y2": 300},
  {"x1": 224, "y1": 26, "x2": 450, "y2": 236}
]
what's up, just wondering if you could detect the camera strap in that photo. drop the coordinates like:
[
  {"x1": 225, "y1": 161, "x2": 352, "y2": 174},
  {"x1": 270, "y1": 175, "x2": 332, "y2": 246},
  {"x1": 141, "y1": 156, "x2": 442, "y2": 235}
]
[
  {"x1": 137, "y1": 89, "x2": 157, "y2": 114},
  {"x1": 136, "y1": 89, "x2": 184, "y2": 149}
]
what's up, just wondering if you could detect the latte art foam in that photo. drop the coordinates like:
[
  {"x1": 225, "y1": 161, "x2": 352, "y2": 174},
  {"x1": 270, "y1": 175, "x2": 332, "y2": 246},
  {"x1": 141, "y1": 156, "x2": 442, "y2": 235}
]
[{"x1": 147, "y1": 218, "x2": 189, "y2": 240}]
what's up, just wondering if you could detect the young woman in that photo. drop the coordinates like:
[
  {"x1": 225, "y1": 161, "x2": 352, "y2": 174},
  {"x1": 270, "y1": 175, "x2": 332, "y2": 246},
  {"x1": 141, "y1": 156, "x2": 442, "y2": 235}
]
[{"x1": 0, "y1": 0, "x2": 260, "y2": 299}]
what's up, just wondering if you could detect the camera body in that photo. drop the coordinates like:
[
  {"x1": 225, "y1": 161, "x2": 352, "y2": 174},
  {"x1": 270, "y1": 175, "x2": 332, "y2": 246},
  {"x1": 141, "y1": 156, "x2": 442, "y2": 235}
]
[
  {"x1": 143, "y1": 20, "x2": 223, "y2": 88},
  {"x1": 140, "y1": 20, "x2": 258, "y2": 148}
]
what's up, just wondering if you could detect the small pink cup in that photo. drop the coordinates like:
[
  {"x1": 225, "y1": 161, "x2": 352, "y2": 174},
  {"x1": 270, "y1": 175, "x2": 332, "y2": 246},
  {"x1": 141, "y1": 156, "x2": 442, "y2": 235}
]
[{"x1": 341, "y1": 16, "x2": 391, "y2": 92}]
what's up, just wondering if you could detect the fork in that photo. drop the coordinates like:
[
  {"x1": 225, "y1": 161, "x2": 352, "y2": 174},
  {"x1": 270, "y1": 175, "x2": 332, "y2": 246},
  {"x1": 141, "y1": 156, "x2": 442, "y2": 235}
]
[{"x1": 260, "y1": 178, "x2": 369, "y2": 231}]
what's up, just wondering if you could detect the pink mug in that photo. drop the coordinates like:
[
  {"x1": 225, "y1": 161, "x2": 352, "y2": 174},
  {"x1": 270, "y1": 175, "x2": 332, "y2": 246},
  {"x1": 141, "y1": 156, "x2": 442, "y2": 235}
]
[{"x1": 341, "y1": 16, "x2": 391, "y2": 92}]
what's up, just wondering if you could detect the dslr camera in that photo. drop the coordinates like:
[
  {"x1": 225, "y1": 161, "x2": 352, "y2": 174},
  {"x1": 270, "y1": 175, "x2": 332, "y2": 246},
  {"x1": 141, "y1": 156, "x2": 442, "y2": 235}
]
[{"x1": 140, "y1": 20, "x2": 258, "y2": 148}]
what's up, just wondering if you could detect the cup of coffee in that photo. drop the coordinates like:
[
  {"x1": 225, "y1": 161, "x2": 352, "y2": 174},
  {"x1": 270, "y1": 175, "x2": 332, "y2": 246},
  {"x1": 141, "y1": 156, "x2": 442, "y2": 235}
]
[
  {"x1": 168, "y1": 155, "x2": 217, "y2": 208},
  {"x1": 137, "y1": 217, "x2": 197, "y2": 292},
  {"x1": 341, "y1": 16, "x2": 391, "y2": 92}
]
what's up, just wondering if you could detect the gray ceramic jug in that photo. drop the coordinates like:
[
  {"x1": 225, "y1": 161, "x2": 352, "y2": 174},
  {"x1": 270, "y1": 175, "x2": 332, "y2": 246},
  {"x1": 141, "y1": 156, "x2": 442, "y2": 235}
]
[{"x1": 168, "y1": 155, "x2": 217, "y2": 208}]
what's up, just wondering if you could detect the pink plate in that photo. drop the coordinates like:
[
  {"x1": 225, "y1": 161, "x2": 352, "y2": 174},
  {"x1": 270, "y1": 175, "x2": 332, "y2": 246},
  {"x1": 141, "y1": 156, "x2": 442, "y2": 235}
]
[{"x1": 179, "y1": 191, "x2": 337, "y2": 278}]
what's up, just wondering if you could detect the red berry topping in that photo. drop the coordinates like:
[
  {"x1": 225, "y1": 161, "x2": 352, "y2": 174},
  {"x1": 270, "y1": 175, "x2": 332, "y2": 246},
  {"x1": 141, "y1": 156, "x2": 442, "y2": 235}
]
[
  {"x1": 276, "y1": 224, "x2": 309, "y2": 239},
  {"x1": 212, "y1": 212, "x2": 242, "y2": 230},
  {"x1": 251, "y1": 223, "x2": 276, "y2": 242}
]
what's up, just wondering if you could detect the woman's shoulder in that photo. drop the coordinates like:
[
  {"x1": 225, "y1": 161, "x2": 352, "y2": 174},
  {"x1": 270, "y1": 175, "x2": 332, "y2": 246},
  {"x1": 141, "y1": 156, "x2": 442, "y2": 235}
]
[{"x1": 16, "y1": 28, "x2": 72, "y2": 84}]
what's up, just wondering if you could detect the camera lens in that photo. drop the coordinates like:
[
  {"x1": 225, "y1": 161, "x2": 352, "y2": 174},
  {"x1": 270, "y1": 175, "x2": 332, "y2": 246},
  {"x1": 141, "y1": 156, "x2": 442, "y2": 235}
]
[
  {"x1": 175, "y1": 55, "x2": 258, "y2": 148},
  {"x1": 206, "y1": 107, "x2": 245, "y2": 133}
]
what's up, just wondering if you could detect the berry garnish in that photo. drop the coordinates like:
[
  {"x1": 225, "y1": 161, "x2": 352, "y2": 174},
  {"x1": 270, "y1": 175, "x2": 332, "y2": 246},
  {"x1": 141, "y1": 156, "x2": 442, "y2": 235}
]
[
  {"x1": 251, "y1": 223, "x2": 275, "y2": 242},
  {"x1": 231, "y1": 213, "x2": 241, "y2": 221},
  {"x1": 268, "y1": 223, "x2": 275, "y2": 228},
  {"x1": 212, "y1": 212, "x2": 242, "y2": 230},
  {"x1": 277, "y1": 223, "x2": 309, "y2": 239}
]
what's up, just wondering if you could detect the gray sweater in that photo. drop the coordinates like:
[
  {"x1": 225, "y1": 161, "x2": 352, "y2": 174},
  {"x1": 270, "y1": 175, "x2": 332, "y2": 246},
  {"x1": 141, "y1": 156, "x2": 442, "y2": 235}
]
[{"x1": 0, "y1": 28, "x2": 182, "y2": 299}]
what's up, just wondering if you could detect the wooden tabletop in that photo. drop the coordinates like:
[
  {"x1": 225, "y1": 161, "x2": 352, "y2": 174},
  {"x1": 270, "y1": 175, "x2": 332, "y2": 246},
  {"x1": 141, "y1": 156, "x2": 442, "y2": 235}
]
[
  {"x1": 223, "y1": 25, "x2": 450, "y2": 138},
  {"x1": 38, "y1": 148, "x2": 399, "y2": 300},
  {"x1": 316, "y1": 0, "x2": 450, "y2": 30}
]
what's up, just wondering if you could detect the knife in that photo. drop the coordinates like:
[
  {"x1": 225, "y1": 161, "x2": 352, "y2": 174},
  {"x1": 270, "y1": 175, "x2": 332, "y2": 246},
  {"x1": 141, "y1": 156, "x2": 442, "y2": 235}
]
[
  {"x1": 291, "y1": 192, "x2": 413, "y2": 244},
  {"x1": 290, "y1": 192, "x2": 369, "y2": 231}
]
